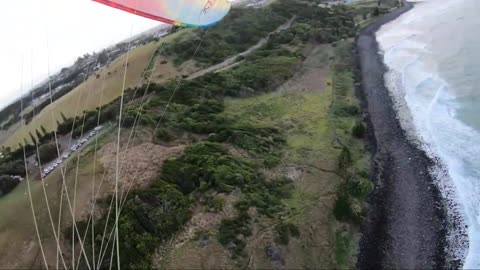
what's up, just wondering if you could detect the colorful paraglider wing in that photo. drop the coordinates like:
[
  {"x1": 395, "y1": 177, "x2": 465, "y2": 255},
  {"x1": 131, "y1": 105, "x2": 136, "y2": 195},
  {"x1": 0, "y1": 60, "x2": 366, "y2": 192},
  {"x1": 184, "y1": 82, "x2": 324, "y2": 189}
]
[{"x1": 92, "y1": 0, "x2": 231, "y2": 28}]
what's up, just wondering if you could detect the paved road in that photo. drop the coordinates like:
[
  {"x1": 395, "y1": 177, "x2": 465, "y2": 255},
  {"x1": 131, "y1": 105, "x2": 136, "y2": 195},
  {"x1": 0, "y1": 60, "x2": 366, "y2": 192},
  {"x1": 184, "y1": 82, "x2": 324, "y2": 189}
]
[{"x1": 27, "y1": 126, "x2": 107, "y2": 179}]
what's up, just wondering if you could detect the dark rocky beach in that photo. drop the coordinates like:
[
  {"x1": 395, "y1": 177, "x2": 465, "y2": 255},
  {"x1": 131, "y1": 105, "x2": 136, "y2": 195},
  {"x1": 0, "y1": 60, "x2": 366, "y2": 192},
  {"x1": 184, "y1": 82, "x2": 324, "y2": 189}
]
[{"x1": 355, "y1": 2, "x2": 452, "y2": 269}]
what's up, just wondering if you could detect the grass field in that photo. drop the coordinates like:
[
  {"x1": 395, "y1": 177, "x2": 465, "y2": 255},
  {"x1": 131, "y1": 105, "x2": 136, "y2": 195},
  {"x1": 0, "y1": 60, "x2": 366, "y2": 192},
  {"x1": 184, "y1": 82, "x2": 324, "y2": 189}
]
[
  {"x1": 0, "y1": 127, "x2": 115, "y2": 268},
  {"x1": 0, "y1": 158, "x2": 105, "y2": 268},
  {"x1": 224, "y1": 90, "x2": 336, "y2": 161},
  {"x1": 2, "y1": 29, "x2": 196, "y2": 150}
]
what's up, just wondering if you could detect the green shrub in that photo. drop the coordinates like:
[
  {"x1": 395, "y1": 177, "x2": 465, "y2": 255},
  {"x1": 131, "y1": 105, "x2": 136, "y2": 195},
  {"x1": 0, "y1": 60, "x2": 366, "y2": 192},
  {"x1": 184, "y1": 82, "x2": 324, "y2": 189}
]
[
  {"x1": 178, "y1": 100, "x2": 226, "y2": 134},
  {"x1": 206, "y1": 195, "x2": 225, "y2": 212},
  {"x1": 338, "y1": 147, "x2": 352, "y2": 171},
  {"x1": 235, "y1": 176, "x2": 293, "y2": 217},
  {"x1": 71, "y1": 126, "x2": 84, "y2": 139},
  {"x1": 168, "y1": 8, "x2": 288, "y2": 66},
  {"x1": 218, "y1": 211, "x2": 252, "y2": 256},
  {"x1": 333, "y1": 194, "x2": 352, "y2": 222},
  {"x1": 122, "y1": 114, "x2": 136, "y2": 128},
  {"x1": 161, "y1": 142, "x2": 257, "y2": 194},
  {"x1": 347, "y1": 177, "x2": 373, "y2": 199},
  {"x1": 333, "y1": 194, "x2": 365, "y2": 225},
  {"x1": 335, "y1": 231, "x2": 352, "y2": 268},
  {"x1": 349, "y1": 200, "x2": 366, "y2": 225},
  {"x1": 37, "y1": 142, "x2": 60, "y2": 164},
  {"x1": 0, "y1": 175, "x2": 20, "y2": 197},
  {"x1": 56, "y1": 117, "x2": 74, "y2": 135},
  {"x1": 275, "y1": 222, "x2": 300, "y2": 245},
  {"x1": 358, "y1": 170, "x2": 369, "y2": 179},
  {"x1": 156, "y1": 128, "x2": 173, "y2": 142},
  {"x1": 74, "y1": 181, "x2": 191, "y2": 269},
  {"x1": 215, "y1": 126, "x2": 285, "y2": 156},
  {"x1": 0, "y1": 160, "x2": 26, "y2": 177},
  {"x1": 264, "y1": 154, "x2": 281, "y2": 168},
  {"x1": 352, "y1": 120, "x2": 366, "y2": 138},
  {"x1": 333, "y1": 104, "x2": 359, "y2": 117}
]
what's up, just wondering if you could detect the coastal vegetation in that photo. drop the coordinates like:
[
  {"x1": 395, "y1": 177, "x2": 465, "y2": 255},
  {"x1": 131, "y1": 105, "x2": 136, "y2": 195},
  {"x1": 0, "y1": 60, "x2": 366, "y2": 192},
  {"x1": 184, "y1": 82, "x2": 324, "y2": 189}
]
[{"x1": 67, "y1": 1, "x2": 368, "y2": 268}]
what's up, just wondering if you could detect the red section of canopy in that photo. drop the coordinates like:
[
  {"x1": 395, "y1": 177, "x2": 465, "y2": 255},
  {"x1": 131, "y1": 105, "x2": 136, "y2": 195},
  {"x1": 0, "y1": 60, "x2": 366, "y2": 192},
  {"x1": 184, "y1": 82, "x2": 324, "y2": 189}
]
[{"x1": 92, "y1": 0, "x2": 176, "y2": 25}]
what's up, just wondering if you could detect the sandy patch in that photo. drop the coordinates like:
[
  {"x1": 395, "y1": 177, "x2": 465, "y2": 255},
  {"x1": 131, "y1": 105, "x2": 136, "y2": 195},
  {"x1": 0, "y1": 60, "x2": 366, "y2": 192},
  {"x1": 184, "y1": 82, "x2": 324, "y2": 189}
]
[{"x1": 98, "y1": 142, "x2": 185, "y2": 193}]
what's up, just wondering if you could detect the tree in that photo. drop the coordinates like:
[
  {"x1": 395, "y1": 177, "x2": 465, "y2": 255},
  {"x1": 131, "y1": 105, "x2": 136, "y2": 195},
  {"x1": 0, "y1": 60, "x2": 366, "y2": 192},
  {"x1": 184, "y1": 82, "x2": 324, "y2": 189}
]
[
  {"x1": 35, "y1": 129, "x2": 43, "y2": 143},
  {"x1": 97, "y1": 50, "x2": 109, "y2": 64},
  {"x1": 37, "y1": 142, "x2": 60, "y2": 164},
  {"x1": 29, "y1": 132, "x2": 37, "y2": 145},
  {"x1": 2, "y1": 147, "x2": 11, "y2": 155},
  {"x1": 23, "y1": 138, "x2": 29, "y2": 147},
  {"x1": 40, "y1": 125, "x2": 48, "y2": 135},
  {"x1": 373, "y1": 7, "x2": 380, "y2": 17},
  {"x1": 57, "y1": 118, "x2": 74, "y2": 135},
  {"x1": 0, "y1": 160, "x2": 25, "y2": 176},
  {"x1": 60, "y1": 112, "x2": 68, "y2": 122},
  {"x1": 0, "y1": 175, "x2": 21, "y2": 197}
]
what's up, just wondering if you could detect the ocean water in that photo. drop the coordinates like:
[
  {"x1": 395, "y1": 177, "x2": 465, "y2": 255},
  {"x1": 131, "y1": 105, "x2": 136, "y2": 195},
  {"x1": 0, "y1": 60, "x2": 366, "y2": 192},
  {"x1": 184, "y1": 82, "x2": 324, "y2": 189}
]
[{"x1": 377, "y1": 0, "x2": 480, "y2": 268}]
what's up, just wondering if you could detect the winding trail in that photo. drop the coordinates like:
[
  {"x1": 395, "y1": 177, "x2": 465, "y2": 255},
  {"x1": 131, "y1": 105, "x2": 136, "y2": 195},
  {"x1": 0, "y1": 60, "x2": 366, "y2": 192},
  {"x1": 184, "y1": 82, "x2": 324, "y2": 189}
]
[{"x1": 188, "y1": 17, "x2": 294, "y2": 80}]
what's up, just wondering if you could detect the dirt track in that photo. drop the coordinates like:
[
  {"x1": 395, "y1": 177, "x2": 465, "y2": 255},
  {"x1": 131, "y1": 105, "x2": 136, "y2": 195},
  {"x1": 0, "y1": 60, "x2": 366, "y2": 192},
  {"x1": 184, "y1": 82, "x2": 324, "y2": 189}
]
[{"x1": 188, "y1": 17, "x2": 294, "y2": 80}]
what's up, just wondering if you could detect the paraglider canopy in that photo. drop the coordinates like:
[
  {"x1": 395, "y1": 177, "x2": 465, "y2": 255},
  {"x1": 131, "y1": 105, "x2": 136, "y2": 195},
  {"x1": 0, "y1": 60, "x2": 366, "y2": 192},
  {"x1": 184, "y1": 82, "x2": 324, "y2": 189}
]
[{"x1": 92, "y1": 0, "x2": 232, "y2": 28}]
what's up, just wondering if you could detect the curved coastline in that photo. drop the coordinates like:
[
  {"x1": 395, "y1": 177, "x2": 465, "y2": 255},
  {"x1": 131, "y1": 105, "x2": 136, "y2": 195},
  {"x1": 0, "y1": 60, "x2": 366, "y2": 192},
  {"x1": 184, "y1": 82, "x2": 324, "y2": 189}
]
[{"x1": 354, "y1": 2, "x2": 454, "y2": 269}]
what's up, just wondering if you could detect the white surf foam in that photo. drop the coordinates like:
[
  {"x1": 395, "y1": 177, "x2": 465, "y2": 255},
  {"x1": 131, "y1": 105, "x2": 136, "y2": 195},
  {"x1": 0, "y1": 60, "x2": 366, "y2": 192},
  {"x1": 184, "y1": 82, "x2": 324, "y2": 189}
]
[{"x1": 376, "y1": 0, "x2": 480, "y2": 267}]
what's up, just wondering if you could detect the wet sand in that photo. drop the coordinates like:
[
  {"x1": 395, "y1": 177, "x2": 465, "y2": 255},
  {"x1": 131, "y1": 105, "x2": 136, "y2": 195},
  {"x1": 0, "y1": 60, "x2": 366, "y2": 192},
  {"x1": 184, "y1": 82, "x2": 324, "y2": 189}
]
[{"x1": 355, "y1": 2, "x2": 450, "y2": 269}]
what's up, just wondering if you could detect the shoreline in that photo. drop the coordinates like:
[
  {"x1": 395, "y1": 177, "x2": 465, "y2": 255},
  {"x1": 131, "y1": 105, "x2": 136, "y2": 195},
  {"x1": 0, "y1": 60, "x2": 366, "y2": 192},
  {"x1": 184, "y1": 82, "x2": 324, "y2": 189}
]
[{"x1": 354, "y1": 2, "x2": 453, "y2": 269}]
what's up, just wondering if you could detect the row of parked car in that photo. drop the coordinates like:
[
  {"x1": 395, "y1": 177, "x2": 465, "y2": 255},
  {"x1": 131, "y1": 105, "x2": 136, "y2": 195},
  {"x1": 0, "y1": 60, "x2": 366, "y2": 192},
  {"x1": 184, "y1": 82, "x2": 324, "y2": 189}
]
[{"x1": 41, "y1": 126, "x2": 103, "y2": 178}]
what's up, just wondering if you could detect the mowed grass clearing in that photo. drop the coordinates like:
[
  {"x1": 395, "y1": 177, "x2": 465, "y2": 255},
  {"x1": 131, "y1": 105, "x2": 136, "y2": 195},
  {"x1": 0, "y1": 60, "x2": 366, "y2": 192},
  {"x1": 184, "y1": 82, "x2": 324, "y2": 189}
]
[
  {"x1": 223, "y1": 90, "x2": 336, "y2": 162},
  {"x1": 3, "y1": 29, "x2": 196, "y2": 149}
]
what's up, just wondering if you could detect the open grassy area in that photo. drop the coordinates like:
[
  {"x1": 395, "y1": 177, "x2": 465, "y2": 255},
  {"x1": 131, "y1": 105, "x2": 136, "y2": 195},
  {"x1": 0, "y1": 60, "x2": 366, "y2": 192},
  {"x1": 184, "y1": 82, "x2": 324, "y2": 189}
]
[
  {"x1": 0, "y1": 178, "x2": 58, "y2": 269},
  {"x1": 0, "y1": 156, "x2": 104, "y2": 268},
  {"x1": 215, "y1": 46, "x2": 343, "y2": 268},
  {"x1": 2, "y1": 30, "x2": 196, "y2": 150},
  {"x1": 224, "y1": 89, "x2": 335, "y2": 161},
  {"x1": 0, "y1": 125, "x2": 117, "y2": 268}
]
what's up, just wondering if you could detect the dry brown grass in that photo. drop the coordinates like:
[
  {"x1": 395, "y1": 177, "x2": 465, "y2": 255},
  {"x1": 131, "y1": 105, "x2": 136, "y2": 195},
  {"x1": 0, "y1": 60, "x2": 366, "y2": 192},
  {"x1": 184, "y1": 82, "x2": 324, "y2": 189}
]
[
  {"x1": 2, "y1": 29, "x2": 198, "y2": 150},
  {"x1": 98, "y1": 141, "x2": 185, "y2": 193},
  {"x1": 156, "y1": 191, "x2": 241, "y2": 269},
  {"x1": 0, "y1": 125, "x2": 187, "y2": 268}
]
